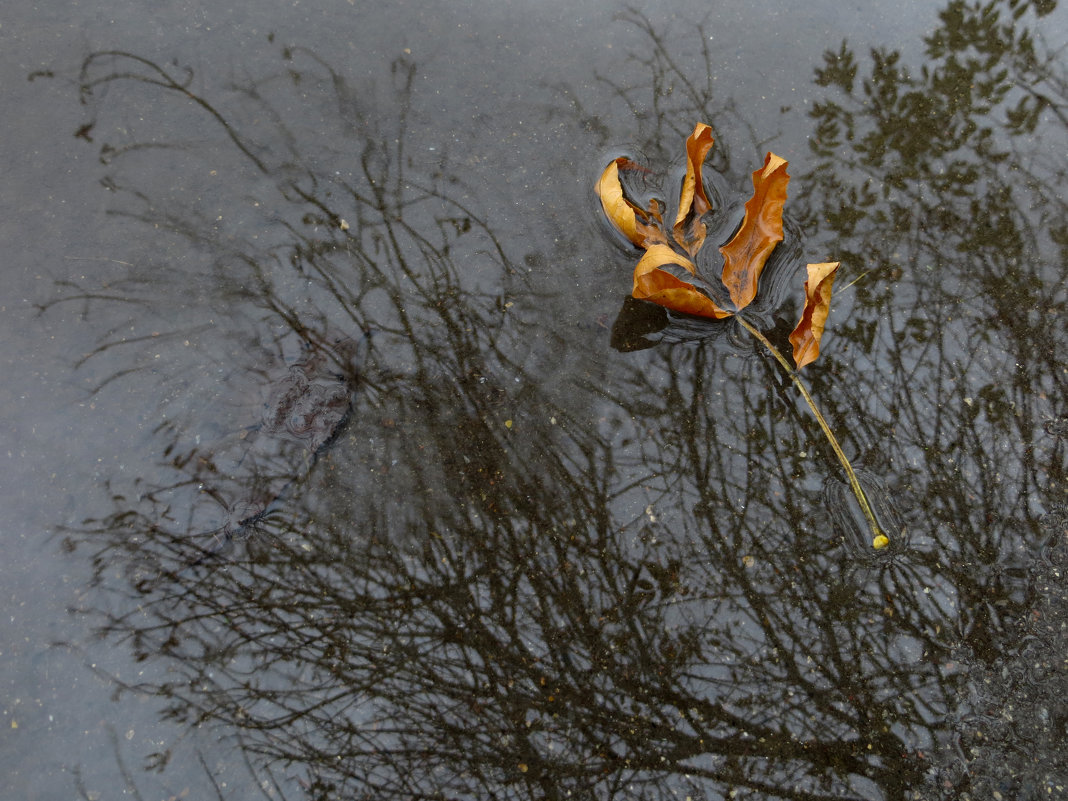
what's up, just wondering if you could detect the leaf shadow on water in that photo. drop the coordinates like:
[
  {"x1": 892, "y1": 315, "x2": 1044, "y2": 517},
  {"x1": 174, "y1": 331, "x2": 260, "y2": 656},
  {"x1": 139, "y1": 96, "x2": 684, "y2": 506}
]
[{"x1": 45, "y1": 2, "x2": 1068, "y2": 799}]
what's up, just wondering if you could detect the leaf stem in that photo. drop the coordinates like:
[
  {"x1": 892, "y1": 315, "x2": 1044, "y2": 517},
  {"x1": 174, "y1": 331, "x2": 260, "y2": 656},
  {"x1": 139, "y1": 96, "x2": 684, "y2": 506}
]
[{"x1": 734, "y1": 315, "x2": 888, "y2": 548}]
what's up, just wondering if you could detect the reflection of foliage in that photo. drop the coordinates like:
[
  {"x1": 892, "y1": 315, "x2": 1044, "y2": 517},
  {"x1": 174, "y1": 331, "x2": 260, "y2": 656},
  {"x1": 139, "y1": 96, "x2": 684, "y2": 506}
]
[
  {"x1": 794, "y1": 1, "x2": 1068, "y2": 797},
  {"x1": 54, "y1": 3, "x2": 1068, "y2": 799},
  {"x1": 798, "y1": 0, "x2": 1066, "y2": 556},
  {"x1": 803, "y1": 0, "x2": 1067, "y2": 375}
]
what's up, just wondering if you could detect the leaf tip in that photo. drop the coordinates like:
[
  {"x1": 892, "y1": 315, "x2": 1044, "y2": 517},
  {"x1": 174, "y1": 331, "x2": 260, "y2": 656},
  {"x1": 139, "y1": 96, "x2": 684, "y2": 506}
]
[
  {"x1": 761, "y1": 152, "x2": 788, "y2": 179},
  {"x1": 596, "y1": 159, "x2": 642, "y2": 246},
  {"x1": 671, "y1": 123, "x2": 717, "y2": 255},
  {"x1": 789, "y1": 261, "x2": 840, "y2": 369},
  {"x1": 718, "y1": 151, "x2": 791, "y2": 311}
]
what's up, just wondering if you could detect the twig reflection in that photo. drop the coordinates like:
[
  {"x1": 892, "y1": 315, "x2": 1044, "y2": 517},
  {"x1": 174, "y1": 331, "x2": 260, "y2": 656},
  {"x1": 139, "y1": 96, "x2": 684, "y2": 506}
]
[{"x1": 51, "y1": 4, "x2": 1068, "y2": 798}]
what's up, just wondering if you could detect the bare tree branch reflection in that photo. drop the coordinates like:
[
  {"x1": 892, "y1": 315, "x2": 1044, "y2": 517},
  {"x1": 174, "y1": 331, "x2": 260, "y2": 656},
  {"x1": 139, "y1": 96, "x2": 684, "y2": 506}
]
[{"x1": 51, "y1": 5, "x2": 1068, "y2": 799}]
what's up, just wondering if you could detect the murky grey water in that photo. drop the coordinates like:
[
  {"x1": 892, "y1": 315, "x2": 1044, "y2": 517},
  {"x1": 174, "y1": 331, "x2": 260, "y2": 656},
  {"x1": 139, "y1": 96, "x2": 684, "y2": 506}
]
[{"x1": 2, "y1": 1, "x2": 1065, "y2": 799}]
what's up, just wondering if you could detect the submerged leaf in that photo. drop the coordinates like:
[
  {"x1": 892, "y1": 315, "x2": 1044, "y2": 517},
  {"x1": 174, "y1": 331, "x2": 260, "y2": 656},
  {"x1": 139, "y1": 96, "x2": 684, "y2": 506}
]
[
  {"x1": 719, "y1": 153, "x2": 789, "y2": 311},
  {"x1": 633, "y1": 244, "x2": 732, "y2": 320},
  {"x1": 789, "y1": 262, "x2": 839, "y2": 369},
  {"x1": 595, "y1": 158, "x2": 665, "y2": 248},
  {"x1": 672, "y1": 123, "x2": 716, "y2": 256}
]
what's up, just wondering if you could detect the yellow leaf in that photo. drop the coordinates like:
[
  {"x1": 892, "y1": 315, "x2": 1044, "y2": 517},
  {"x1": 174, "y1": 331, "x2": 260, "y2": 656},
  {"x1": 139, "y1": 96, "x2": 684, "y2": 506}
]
[
  {"x1": 672, "y1": 123, "x2": 715, "y2": 256},
  {"x1": 789, "y1": 262, "x2": 839, "y2": 369},
  {"x1": 719, "y1": 153, "x2": 789, "y2": 311},
  {"x1": 632, "y1": 244, "x2": 733, "y2": 320},
  {"x1": 595, "y1": 158, "x2": 664, "y2": 249}
]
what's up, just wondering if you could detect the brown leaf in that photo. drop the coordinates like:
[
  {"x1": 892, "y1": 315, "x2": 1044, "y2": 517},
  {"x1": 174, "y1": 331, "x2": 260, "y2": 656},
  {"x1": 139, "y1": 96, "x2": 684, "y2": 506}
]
[
  {"x1": 789, "y1": 262, "x2": 839, "y2": 369},
  {"x1": 595, "y1": 158, "x2": 665, "y2": 249},
  {"x1": 671, "y1": 123, "x2": 715, "y2": 256},
  {"x1": 719, "y1": 152, "x2": 789, "y2": 311},
  {"x1": 632, "y1": 244, "x2": 732, "y2": 320}
]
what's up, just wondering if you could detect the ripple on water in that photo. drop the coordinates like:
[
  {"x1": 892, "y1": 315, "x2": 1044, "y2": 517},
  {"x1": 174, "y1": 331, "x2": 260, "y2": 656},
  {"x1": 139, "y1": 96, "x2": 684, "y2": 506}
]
[{"x1": 823, "y1": 468, "x2": 910, "y2": 563}]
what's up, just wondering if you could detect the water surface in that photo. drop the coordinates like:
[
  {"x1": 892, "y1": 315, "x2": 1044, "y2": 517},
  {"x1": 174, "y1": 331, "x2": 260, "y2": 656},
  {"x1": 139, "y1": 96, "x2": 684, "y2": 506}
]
[{"x1": 2, "y1": 1, "x2": 1065, "y2": 799}]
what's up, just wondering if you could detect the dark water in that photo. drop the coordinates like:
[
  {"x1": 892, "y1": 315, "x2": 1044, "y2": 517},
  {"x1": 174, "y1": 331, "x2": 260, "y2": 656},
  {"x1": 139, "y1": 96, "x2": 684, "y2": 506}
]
[{"x1": 2, "y1": 1, "x2": 1065, "y2": 799}]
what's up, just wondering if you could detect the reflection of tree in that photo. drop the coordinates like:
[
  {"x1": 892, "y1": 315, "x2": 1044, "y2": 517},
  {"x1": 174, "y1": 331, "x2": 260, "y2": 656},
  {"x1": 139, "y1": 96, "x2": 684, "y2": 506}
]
[
  {"x1": 588, "y1": 1, "x2": 1067, "y2": 798},
  {"x1": 54, "y1": 5, "x2": 1067, "y2": 799},
  {"x1": 797, "y1": 0, "x2": 1066, "y2": 613},
  {"x1": 773, "y1": 0, "x2": 1067, "y2": 796}
]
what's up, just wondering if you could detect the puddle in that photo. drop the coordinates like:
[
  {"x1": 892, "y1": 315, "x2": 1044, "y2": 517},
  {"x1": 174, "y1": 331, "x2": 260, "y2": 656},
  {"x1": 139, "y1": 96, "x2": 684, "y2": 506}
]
[{"x1": 5, "y1": 1, "x2": 1066, "y2": 799}]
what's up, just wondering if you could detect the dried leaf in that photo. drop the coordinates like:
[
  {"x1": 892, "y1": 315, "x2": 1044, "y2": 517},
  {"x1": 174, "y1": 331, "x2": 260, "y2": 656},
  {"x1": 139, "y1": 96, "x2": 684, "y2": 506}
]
[
  {"x1": 595, "y1": 158, "x2": 665, "y2": 248},
  {"x1": 672, "y1": 123, "x2": 715, "y2": 256},
  {"x1": 719, "y1": 153, "x2": 789, "y2": 311},
  {"x1": 633, "y1": 244, "x2": 732, "y2": 320},
  {"x1": 789, "y1": 262, "x2": 839, "y2": 369}
]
